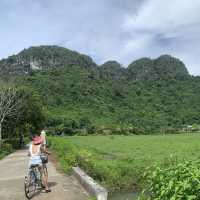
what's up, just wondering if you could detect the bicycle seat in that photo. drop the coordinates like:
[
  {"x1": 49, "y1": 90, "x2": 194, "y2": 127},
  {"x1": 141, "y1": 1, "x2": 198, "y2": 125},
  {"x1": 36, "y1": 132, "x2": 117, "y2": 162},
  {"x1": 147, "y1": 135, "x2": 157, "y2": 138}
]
[{"x1": 30, "y1": 164, "x2": 40, "y2": 168}]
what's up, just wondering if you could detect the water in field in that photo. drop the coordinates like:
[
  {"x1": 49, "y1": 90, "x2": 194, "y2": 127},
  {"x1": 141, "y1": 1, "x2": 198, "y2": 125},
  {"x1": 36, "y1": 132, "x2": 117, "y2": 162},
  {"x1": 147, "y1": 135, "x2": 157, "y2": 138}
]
[{"x1": 109, "y1": 192, "x2": 139, "y2": 200}]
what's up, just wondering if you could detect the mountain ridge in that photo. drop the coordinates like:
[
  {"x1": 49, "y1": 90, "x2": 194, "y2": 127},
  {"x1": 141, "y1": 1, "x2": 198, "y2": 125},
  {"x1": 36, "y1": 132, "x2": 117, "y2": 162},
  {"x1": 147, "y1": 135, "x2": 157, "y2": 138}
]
[{"x1": 0, "y1": 45, "x2": 191, "y2": 81}]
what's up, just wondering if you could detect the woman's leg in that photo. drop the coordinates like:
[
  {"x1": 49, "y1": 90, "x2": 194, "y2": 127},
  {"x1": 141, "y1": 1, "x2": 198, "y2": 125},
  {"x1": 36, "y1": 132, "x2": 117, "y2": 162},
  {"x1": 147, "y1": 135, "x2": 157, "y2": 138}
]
[
  {"x1": 43, "y1": 164, "x2": 48, "y2": 181},
  {"x1": 41, "y1": 164, "x2": 51, "y2": 191},
  {"x1": 39, "y1": 166, "x2": 48, "y2": 190}
]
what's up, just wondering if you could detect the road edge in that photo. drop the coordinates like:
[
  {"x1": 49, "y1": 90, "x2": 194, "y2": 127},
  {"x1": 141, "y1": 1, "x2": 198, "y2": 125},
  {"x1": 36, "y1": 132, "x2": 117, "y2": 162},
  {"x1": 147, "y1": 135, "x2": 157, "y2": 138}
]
[{"x1": 72, "y1": 166, "x2": 108, "y2": 200}]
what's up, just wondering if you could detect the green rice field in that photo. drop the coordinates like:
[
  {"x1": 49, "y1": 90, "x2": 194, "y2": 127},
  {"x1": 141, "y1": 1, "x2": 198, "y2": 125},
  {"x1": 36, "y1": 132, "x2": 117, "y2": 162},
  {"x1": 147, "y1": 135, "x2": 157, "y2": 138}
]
[{"x1": 49, "y1": 133, "x2": 200, "y2": 192}]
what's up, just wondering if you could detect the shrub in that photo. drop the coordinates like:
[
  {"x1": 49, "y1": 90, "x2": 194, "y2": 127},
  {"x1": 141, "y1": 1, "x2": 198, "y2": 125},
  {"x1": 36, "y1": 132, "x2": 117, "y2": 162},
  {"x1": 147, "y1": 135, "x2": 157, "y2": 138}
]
[
  {"x1": 139, "y1": 160, "x2": 200, "y2": 200},
  {"x1": 0, "y1": 143, "x2": 13, "y2": 159},
  {"x1": 4, "y1": 138, "x2": 20, "y2": 149},
  {"x1": 2, "y1": 143, "x2": 13, "y2": 153}
]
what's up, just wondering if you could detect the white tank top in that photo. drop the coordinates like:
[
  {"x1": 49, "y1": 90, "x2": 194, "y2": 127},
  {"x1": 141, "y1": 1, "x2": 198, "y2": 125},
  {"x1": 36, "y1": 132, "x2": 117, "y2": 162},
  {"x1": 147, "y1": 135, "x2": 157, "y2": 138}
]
[{"x1": 29, "y1": 144, "x2": 41, "y2": 158}]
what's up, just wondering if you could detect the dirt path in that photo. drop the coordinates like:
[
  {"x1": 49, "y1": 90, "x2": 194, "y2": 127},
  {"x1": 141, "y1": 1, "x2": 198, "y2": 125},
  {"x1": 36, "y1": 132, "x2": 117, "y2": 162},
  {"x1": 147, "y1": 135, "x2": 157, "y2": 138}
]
[{"x1": 0, "y1": 150, "x2": 89, "y2": 200}]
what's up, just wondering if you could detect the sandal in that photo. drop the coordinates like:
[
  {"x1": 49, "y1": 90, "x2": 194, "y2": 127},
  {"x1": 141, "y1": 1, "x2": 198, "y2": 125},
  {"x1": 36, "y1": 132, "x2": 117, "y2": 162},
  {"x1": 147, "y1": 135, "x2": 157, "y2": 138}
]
[{"x1": 45, "y1": 189, "x2": 51, "y2": 193}]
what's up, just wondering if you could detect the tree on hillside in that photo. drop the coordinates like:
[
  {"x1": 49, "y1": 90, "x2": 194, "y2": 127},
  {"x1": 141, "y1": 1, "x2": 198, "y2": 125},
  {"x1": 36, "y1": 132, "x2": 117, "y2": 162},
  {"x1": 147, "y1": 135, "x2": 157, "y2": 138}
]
[
  {"x1": 1, "y1": 87, "x2": 45, "y2": 142},
  {"x1": 0, "y1": 87, "x2": 23, "y2": 147}
]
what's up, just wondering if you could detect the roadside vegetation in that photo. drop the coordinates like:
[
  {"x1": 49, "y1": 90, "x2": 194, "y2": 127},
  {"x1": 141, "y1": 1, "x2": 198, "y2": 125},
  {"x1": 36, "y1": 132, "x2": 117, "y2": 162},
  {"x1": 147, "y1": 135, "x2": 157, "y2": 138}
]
[
  {"x1": 0, "y1": 85, "x2": 44, "y2": 158},
  {"x1": 0, "y1": 143, "x2": 13, "y2": 159},
  {"x1": 48, "y1": 134, "x2": 200, "y2": 195},
  {"x1": 139, "y1": 160, "x2": 200, "y2": 200}
]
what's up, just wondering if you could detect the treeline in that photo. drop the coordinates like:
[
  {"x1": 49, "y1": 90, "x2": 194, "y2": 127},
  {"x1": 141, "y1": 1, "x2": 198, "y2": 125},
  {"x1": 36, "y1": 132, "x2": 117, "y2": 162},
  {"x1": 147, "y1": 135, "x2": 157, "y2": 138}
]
[{"x1": 19, "y1": 67, "x2": 200, "y2": 135}]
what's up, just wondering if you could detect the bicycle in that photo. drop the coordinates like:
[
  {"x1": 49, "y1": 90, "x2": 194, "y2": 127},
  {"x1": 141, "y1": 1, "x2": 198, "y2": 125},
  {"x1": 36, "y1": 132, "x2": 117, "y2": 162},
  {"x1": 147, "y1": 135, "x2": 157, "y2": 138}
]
[{"x1": 24, "y1": 164, "x2": 43, "y2": 199}]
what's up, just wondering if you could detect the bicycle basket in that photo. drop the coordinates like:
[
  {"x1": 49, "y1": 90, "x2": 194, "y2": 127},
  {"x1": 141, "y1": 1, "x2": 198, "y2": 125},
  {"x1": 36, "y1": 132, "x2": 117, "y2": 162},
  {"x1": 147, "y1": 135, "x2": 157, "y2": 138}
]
[{"x1": 40, "y1": 154, "x2": 48, "y2": 164}]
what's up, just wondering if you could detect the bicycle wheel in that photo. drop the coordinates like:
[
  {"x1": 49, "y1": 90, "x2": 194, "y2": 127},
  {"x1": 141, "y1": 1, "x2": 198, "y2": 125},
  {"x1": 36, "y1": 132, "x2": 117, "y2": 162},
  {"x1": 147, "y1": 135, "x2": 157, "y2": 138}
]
[{"x1": 24, "y1": 170, "x2": 36, "y2": 199}]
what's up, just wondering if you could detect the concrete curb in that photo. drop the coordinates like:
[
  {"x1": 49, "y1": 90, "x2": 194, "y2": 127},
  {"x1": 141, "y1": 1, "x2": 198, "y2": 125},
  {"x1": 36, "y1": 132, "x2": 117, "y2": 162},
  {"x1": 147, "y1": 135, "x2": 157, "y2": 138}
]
[{"x1": 72, "y1": 167, "x2": 108, "y2": 200}]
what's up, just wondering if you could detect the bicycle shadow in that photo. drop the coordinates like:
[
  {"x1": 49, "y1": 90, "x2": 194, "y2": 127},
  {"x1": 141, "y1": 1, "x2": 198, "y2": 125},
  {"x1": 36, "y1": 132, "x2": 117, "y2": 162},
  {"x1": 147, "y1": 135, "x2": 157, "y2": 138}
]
[
  {"x1": 48, "y1": 181, "x2": 57, "y2": 188},
  {"x1": 32, "y1": 182, "x2": 58, "y2": 198}
]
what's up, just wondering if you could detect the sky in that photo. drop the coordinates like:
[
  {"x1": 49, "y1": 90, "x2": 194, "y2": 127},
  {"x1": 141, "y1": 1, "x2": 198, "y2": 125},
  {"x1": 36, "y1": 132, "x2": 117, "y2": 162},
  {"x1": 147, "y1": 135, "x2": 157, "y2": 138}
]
[{"x1": 1, "y1": 0, "x2": 200, "y2": 75}]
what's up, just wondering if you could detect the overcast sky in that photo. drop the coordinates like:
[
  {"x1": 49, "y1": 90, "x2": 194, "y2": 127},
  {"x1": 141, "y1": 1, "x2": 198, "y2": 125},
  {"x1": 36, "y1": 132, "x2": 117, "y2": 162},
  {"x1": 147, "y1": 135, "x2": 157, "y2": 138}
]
[{"x1": 1, "y1": 0, "x2": 200, "y2": 75}]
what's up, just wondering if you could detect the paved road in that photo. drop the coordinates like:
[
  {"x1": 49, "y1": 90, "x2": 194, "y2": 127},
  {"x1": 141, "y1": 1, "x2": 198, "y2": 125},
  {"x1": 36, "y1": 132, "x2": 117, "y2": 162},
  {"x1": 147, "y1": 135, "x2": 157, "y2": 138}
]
[{"x1": 0, "y1": 150, "x2": 89, "y2": 200}]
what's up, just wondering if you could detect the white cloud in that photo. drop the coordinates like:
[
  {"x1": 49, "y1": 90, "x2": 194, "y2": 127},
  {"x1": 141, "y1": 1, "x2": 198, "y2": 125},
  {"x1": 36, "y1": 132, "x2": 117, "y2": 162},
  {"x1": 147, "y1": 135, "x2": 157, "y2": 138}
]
[
  {"x1": 0, "y1": 0, "x2": 200, "y2": 74},
  {"x1": 121, "y1": 0, "x2": 200, "y2": 74},
  {"x1": 123, "y1": 0, "x2": 200, "y2": 34}
]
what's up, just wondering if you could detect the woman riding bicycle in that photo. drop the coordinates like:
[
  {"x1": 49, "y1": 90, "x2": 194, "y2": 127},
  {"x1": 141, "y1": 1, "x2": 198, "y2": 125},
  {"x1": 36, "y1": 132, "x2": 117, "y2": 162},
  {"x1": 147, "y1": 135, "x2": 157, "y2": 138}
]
[{"x1": 28, "y1": 134, "x2": 51, "y2": 193}]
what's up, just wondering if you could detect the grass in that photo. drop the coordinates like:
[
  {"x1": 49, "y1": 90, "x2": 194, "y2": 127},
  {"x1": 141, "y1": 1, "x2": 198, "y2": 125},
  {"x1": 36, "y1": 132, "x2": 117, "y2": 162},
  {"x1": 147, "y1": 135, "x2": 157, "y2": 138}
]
[
  {"x1": 49, "y1": 133, "x2": 200, "y2": 192},
  {"x1": 66, "y1": 134, "x2": 200, "y2": 161},
  {"x1": 0, "y1": 151, "x2": 7, "y2": 159},
  {"x1": 0, "y1": 143, "x2": 14, "y2": 160}
]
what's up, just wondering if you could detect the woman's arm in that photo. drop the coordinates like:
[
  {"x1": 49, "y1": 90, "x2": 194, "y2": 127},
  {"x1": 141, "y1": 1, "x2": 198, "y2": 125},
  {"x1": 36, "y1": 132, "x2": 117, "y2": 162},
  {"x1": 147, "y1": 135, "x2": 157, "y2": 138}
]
[
  {"x1": 28, "y1": 144, "x2": 32, "y2": 156},
  {"x1": 41, "y1": 145, "x2": 51, "y2": 155}
]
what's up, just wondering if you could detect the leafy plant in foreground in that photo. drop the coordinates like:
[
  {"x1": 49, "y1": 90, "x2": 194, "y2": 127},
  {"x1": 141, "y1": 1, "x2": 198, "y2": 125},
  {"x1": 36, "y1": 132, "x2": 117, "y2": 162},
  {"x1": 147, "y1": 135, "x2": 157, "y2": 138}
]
[{"x1": 138, "y1": 160, "x2": 200, "y2": 200}]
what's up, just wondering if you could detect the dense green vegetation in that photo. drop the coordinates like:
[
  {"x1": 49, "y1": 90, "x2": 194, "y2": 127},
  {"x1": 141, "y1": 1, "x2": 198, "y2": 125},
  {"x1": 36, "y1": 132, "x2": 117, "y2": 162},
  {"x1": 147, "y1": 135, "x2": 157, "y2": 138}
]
[
  {"x1": 0, "y1": 45, "x2": 198, "y2": 135},
  {"x1": 0, "y1": 85, "x2": 44, "y2": 151},
  {"x1": 22, "y1": 65, "x2": 200, "y2": 135},
  {"x1": 139, "y1": 160, "x2": 200, "y2": 200},
  {"x1": 0, "y1": 143, "x2": 13, "y2": 159},
  {"x1": 48, "y1": 134, "x2": 200, "y2": 193}
]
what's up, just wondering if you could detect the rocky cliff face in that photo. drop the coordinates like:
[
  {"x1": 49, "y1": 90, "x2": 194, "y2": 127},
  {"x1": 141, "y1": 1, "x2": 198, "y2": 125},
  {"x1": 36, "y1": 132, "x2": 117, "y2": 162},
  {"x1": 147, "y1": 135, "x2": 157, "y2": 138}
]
[
  {"x1": 0, "y1": 45, "x2": 96, "y2": 74},
  {"x1": 99, "y1": 61, "x2": 126, "y2": 80},
  {"x1": 127, "y1": 55, "x2": 189, "y2": 81},
  {"x1": 154, "y1": 55, "x2": 189, "y2": 78}
]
